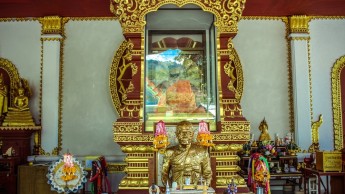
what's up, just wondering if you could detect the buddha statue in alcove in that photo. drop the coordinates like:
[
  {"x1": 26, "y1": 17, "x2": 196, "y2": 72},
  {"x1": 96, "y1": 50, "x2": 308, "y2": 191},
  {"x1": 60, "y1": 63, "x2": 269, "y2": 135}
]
[{"x1": 2, "y1": 83, "x2": 35, "y2": 126}]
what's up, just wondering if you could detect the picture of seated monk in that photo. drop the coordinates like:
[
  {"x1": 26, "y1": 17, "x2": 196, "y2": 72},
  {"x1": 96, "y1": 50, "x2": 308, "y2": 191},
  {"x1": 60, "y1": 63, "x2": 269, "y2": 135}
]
[
  {"x1": 161, "y1": 120, "x2": 212, "y2": 187},
  {"x1": 156, "y1": 64, "x2": 204, "y2": 113}
]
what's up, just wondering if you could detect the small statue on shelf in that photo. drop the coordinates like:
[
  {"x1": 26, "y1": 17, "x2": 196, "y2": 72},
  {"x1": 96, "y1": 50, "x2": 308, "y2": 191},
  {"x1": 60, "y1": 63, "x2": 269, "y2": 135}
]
[
  {"x1": 258, "y1": 118, "x2": 271, "y2": 141},
  {"x1": 149, "y1": 183, "x2": 160, "y2": 194},
  {"x1": 2, "y1": 80, "x2": 35, "y2": 126},
  {"x1": 224, "y1": 179, "x2": 237, "y2": 194},
  {"x1": 9, "y1": 87, "x2": 29, "y2": 111},
  {"x1": 0, "y1": 73, "x2": 8, "y2": 118},
  {"x1": 242, "y1": 141, "x2": 251, "y2": 156}
]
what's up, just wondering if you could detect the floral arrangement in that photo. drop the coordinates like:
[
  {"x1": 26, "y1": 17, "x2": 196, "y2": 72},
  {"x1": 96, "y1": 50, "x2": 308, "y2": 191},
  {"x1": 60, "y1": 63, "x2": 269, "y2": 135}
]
[
  {"x1": 258, "y1": 141, "x2": 277, "y2": 158},
  {"x1": 61, "y1": 153, "x2": 77, "y2": 181},
  {"x1": 197, "y1": 120, "x2": 214, "y2": 147},
  {"x1": 153, "y1": 120, "x2": 169, "y2": 150},
  {"x1": 47, "y1": 153, "x2": 87, "y2": 193},
  {"x1": 286, "y1": 140, "x2": 300, "y2": 155}
]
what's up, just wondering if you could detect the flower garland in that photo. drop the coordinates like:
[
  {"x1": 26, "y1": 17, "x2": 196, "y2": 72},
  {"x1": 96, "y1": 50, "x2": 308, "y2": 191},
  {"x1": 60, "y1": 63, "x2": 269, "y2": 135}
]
[
  {"x1": 248, "y1": 153, "x2": 271, "y2": 194},
  {"x1": 153, "y1": 120, "x2": 169, "y2": 150},
  {"x1": 61, "y1": 153, "x2": 77, "y2": 181},
  {"x1": 197, "y1": 120, "x2": 214, "y2": 147},
  {"x1": 47, "y1": 153, "x2": 87, "y2": 193}
]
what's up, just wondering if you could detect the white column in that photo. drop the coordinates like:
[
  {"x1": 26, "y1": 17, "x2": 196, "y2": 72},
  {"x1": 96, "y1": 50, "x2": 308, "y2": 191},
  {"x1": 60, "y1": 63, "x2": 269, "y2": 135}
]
[
  {"x1": 41, "y1": 34, "x2": 62, "y2": 153},
  {"x1": 290, "y1": 33, "x2": 312, "y2": 150}
]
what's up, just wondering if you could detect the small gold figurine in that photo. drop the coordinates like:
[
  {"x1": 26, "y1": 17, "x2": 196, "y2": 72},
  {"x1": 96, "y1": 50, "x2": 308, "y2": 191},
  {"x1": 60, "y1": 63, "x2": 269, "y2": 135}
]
[
  {"x1": 258, "y1": 118, "x2": 271, "y2": 141},
  {"x1": 161, "y1": 120, "x2": 212, "y2": 188},
  {"x1": 0, "y1": 73, "x2": 8, "y2": 117},
  {"x1": 9, "y1": 87, "x2": 29, "y2": 111},
  {"x1": 2, "y1": 83, "x2": 35, "y2": 126}
]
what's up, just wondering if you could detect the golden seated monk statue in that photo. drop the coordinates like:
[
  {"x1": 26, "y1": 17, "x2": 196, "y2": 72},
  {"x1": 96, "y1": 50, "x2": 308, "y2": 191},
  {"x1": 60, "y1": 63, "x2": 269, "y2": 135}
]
[
  {"x1": 2, "y1": 86, "x2": 35, "y2": 126},
  {"x1": 161, "y1": 120, "x2": 212, "y2": 189},
  {"x1": 258, "y1": 118, "x2": 271, "y2": 141}
]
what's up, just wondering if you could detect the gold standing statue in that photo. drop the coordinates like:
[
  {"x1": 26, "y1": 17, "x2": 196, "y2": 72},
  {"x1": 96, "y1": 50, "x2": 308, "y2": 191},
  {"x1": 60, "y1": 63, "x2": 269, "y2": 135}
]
[
  {"x1": 258, "y1": 118, "x2": 271, "y2": 141},
  {"x1": 0, "y1": 73, "x2": 8, "y2": 118},
  {"x1": 161, "y1": 120, "x2": 212, "y2": 189}
]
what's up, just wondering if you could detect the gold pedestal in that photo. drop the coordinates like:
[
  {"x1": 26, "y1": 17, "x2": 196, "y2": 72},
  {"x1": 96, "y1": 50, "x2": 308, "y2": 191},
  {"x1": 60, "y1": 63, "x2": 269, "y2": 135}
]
[{"x1": 2, "y1": 110, "x2": 35, "y2": 126}]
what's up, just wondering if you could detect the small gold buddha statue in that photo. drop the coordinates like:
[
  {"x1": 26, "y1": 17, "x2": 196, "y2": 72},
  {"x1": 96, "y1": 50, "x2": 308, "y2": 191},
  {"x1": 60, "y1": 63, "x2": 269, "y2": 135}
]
[
  {"x1": 2, "y1": 86, "x2": 35, "y2": 126},
  {"x1": 258, "y1": 118, "x2": 271, "y2": 141}
]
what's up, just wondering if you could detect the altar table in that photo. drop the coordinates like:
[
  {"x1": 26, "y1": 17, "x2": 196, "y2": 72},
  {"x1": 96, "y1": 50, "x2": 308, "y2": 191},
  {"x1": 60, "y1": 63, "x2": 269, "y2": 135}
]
[
  {"x1": 170, "y1": 188, "x2": 215, "y2": 194},
  {"x1": 303, "y1": 168, "x2": 345, "y2": 194}
]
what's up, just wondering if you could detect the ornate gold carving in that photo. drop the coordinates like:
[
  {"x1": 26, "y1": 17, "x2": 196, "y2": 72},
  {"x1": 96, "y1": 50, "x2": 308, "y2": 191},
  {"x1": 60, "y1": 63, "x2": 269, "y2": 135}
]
[
  {"x1": 67, "y1": 17, "x2": 116, "y2": 21},
  {"x1": 282, "y1": 17, "x2": 295, "y2": 132},
  {"x1": 39, "y1": 16, "x2": 62, "y2": 34},
  {"x1": 110, "y1": 40, "x2": 132, "y2": 114},
  {"x1": 121, "y1": 145, "x2": 155, "y2": 153},
  {"x1": 211, "y1": 144, "x2": 243, "y2": 152},
  {"x1": 216, "y1": 175, "x2": 246, "y2": 187},
  {"x1": 221, "y1": 38, "x2": 244, "y2": 100},
  {"x1": 110, "y1": 0, "x2": 246, "y2": 34},
  {"x1": 107, "y1": 162, "x2": 127, "y2": 172},
  {"x1": 289, "y1": 37, "x2": 310, "y2": 41},
  {"x1": 219, "y1": 121, "x2": 250, "y2": 133},
  {"x1": 38, "y1": 146, "x2": 58, "y2": 156},
  {"x1": 114, "y1": 134, "x2": 154, "y2": 142},
  {"x1": 307, "y1": 39, "x2": 314, "y2": 122},
  {"x1": 289, "y1": 15, "x2": 310, "y2": 33},
  {"x1": 0, "y1": 58, "x2": 21, "y2": 92},
  {"x1": 331, "y1": 55, "x2": 345, "y2": 150},
  {"x1": 0, "y1": 126, "x2": 41, "y2": 131},
  {"x1": 213, "y1": 133, "x2": 250, "y2": 141},
  {"x1": 308, "y1": 114, "x2": 322, "y2": 153},
  {"x1": 0, "y1": 18, "x2": 37, "y2": 22},
  {"x1": 120, "y1": 151, "x2": 153, "y2": 189},
  {"x1": 113, "y1": 122, "x2": 143, "y2": 134},
  {"x1": 40, "y1": 37, "x2": 62, "y2": 42},
  {"x1": 119, "y1": 177, "x2": 150, "y2": 189},
  {"x1": 109, "y1": 40, "x2": 140, "y2": 119},
  {"x1": 211, "y1": 148, "x2": 245, "y2": 187}
]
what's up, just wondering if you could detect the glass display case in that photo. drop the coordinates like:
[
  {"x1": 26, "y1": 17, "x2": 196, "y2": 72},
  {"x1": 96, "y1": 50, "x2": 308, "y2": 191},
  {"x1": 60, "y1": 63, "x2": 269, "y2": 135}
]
[{"x1": 145, "y1": 30, "x2": 217, "y2": 131}]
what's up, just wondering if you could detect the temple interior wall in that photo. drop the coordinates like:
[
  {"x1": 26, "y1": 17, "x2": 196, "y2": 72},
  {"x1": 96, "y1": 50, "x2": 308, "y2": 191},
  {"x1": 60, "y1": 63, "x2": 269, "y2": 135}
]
[{"x1": 0, "y1": 16, "x2": 344, "y2": 156}]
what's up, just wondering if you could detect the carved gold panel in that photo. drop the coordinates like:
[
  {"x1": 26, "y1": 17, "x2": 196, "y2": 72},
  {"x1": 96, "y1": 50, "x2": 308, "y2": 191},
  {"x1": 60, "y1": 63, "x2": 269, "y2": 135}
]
[{"x1": 331, "y1": 55, "x2": 345, "y2": 150}]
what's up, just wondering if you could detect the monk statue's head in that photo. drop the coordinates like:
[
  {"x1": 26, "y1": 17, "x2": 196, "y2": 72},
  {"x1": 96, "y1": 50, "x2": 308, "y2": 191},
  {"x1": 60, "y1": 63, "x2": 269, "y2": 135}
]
[{"x1": 175, "y1": 120, "x2": 194, "y2": 146}]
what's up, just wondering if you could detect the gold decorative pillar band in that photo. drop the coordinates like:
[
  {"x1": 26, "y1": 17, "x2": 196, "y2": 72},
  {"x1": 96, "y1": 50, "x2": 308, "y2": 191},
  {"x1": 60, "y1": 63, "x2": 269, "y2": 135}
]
[
  {"x1": 214, "y1": 121, "x2": 251, "y2": 142},
  {"x1": 119, "y1": 145, "x2": 155, "y2": 189},
  {"x1": 39, "y1": 16, "x2": 63, "y2": 34},
  {"x1": 210, "y1": 148, "x2": 246, "y2": 188},
  {"x1": 289, "y1": 15, "x2": 311, "y2": 33}
]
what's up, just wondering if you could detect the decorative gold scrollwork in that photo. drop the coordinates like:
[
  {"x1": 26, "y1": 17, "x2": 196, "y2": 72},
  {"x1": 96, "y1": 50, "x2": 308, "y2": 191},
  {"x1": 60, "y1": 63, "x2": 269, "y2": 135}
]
[
  {"x1": 110, "y1": 0, "x2": 246, "y2": 34},
  {"x1": 331, "y1": 55, "x2": 345, "y2": 150}
]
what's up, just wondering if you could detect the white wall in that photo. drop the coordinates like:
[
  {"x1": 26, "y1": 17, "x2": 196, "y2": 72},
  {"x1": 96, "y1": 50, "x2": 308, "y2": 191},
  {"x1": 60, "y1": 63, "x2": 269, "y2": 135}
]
[
  {"x1": 234, "y1": 18, "x2": 290, "y2": 141},
  {"x1": 309, "y1": 18, "x2": 345, "y2": 150},
  {"x1": 62, "y1": 19, "x2": 124, "y2": 155},
  {"x1": 0, "y1": 20, "x2": 41, "y2": 124}
]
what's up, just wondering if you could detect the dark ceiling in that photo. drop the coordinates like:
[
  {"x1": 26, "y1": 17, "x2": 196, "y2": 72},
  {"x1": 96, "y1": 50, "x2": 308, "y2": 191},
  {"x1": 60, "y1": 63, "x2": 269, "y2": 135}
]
[{"x1": 0, "y1": 0, "x2": 344, "y2": 18}]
